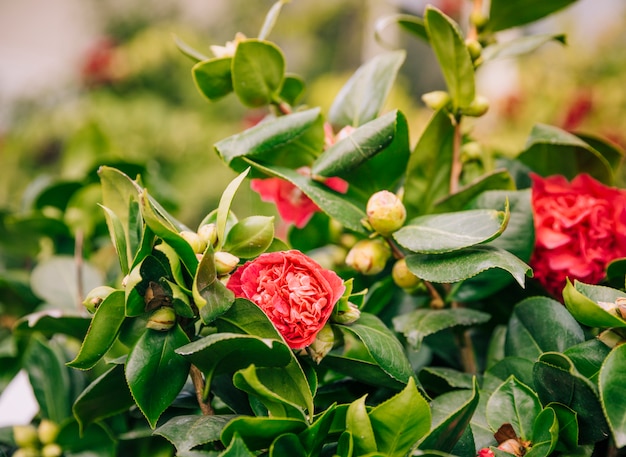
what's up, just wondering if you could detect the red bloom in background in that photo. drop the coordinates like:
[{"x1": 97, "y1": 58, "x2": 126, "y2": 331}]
[
  {"x1": 477, "y1": 449, "x2": 495, "y2": 457},
  {"x1": 530, "y1": 173, "x2": 626, "y2": 297},
  {"x1": 226, "y1": 250, "x2": 345, "y2": 349}
]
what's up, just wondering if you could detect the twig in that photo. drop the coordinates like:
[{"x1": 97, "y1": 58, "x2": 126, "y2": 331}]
[
  {"x1": 449, "y1": 117, "x2": 463, "y2": 195},
  {"x1": 467, "y1": 0, "x2": 484, "y2": 41},
  {"x1": 190, "y1": 365, "x2": 214, "y2": 415}
]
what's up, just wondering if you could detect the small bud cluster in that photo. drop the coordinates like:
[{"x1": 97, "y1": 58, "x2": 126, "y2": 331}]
[{"x1": 13, "y1": 420, "x2": 62, "y2": 457}]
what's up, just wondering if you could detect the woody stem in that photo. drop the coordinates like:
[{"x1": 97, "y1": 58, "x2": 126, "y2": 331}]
[{"x1": 190, "y1": 364, "x2": 214, "y2": 415}]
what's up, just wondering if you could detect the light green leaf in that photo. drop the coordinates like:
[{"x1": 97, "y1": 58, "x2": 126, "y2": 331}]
[
  {"x1": 563, "y1": 279, "x2": 626, "y2": 329},
  {"x1": 346, "y1": 395, "x2": 377, "y2": 455},
  {"x1": 329, "y1": 51, "x2": 406, "y2": 127},
  {"x1": 173, "y1": 34, "x2": 209, "y2": 62},
  {"x1": 258, "y1": 0, "x2": 290, "y2": 41},
  {"x1": 482, "y1": 34, "x2": 566, "y2": 63},
  {"x1": 221, "y1": 417, "x2": 307, "y2": 451},
  {"x1": 221, "y1": 433, "x2": 257, "y2": 457},
  {"x1": 526, "y1": 407, "x2": 559, "y2": 457},
  {"x1": 488, "y1": 0, "x2": 578, "y2": 32},
  {"x1": 193, "y1": 247, "x2": 235, "y2": 324},
  {"x1": 192, "y1": 57, "x2": 233, "y2": 101},
  {"x1": 223, "y1": 215, "x2": 274, "y2": 258},
  {"x1": 599, "y1": 344, "x2": 626, "y2": 448},
  {"x1": 424, "y1": 6, "x2": 474, "y2": 109},
  {"x1": 216, "y1": 168, "x2": 250, "y2": 251},
  {"x1": 375, "y1": 14, "x2": 427, "y2": 47},
  {"x1": 486, "y1": 376, "x2": 541, "y2": 441},
  {"x1": 270, "y1": 433, "x2": 307, "y2": 457},
  {"x1": 154, "y1": 415, "x2": 235, "y2": 452},
  {"x1": 232, "y1": 39, "x2": 285, "y2": 107}
]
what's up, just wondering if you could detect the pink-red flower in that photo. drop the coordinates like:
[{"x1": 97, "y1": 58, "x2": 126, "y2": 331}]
[
  {"x1": 530, "y1": 173, "x2": 626, "y2": 297},
  {"x1": 477, "y1": 449, "x2": 495, "y2": 457},
  {"x1": 226, "y1": 250, "x2": 346, "y2": 349}
]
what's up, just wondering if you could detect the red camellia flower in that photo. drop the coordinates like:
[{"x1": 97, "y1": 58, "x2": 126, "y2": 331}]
[
  {"x1": 477, "y1": 449, "x2": 495, "y2": 457},
  {"x1": 530, "y1": 173, "x2": 626, "y2": 297},
  {"x1": 226, "y1": 250, "x2": 346, "y2": 349}
]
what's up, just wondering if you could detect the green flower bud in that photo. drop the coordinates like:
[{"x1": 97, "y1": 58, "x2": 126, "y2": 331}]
[
  {"x1": 421, "y1": 90, "x2": 451, "y2": 111},
  {"x1": 392, "y1": 259, "x2": 421, "y2": 290},
  {"x1": 366, "y1": 190, "x2": 406, "y2": 236},
  {"x1": 37, "y1": 420, "x2": 60, "y2": 445},
  {"x1": 465, "y1": 38, "x2": 482, "y2": 61},
  {"x1": 13, "y1": 425, "x2": 39, "y2": 449},
  {"x1": 197, "y1": 223, "x2": 218, "y2": 248},
  {"x1": 42, "y1": 444, "x2": 63, "y2": 457},
  {"x1": 82, "y1": 286, "x2": 116, "y2": 313},
  {"x1": 332, "y1": 302, "x2": 361, "y2": 325},
  {"x1": 469, "y1": 10, "x2": 488, "y2": 29},
  {"x1": 214, "y1": 251, "x2": 240, "y2": 276},
  {"x1": 306, "y1": 324, "x2": 335, "y2": 364},
  {"x1": 12, "y1": 449, "x2": 40, "y2": 457},
  {"x1": 146, "y1": 307, "x2": 176, "y2": 331},
  {"x1": 179, "y1": 230, "x2": 206, "y2": 254},
  {"x1": 460, "y1": 141, "x2": 483, "y2": 162},
  {"x1": 345, "y1": 239, "x2": 391, "y2": 275},
  {"x1": 461, "y1": 95, "x2": 490, "y2": 117}
]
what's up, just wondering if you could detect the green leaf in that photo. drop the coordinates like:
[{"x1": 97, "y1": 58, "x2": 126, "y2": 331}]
[
  {"x1": 485, "y1": 357, "x2": 535, "y2": 392},
  {"x1": 405, "y1": 245, "x2": 531, "y2": 288},
  {"x1": 214, "y1": 108, "x2": 321, "y2": 173},
  {"x1": 526, "y1": 407, "x2": 559, "y2": 457},
  {"x1": 533, "y1": 352, "x2": 609, "y2": 444},
  {"x1": 72, "y1": 363, "x2": 134, "y2": 432},
  {"x1": 337, "y1": 313, "x2": 414, "y2": 385},
  {"x1": 575, "y1": 133, "x2": 624, "y2": 172},
  {"x1": 369, "y1": 377, "x2": 431, "y2": 456},
  {"x1": 374, "y1": 14, "x2": 427, "y2": 47},
  {"x1": 154, "y1": 415, "x2": 236, "y2": 452},
  {"x1": 173, "y1": 34, "x2": 209, "y2": 62},
  {"x1": 125, "y1": 254, "x2": 171, "y2": 317},
  {"x1": 488, "y1": 0, "x2": 578, "y2": 32},
  {"x1": 245, "y1": 160, "x2": 368, "y2": 234},
  {"x1": 393, "y1": 308, "x2": 490, "y2": 350},
  {"x1": 564, "y1": 339, "x2": 611, "y2": 384},
  {"x1": 329, "y1": 51, "x2": 406, "y2": 127},
  {"x1": 505, "y1": 297, "x2": 585, "y2": 360},
  {"x1": 547, "y1": 402, "x2": 579, "y2": 452},
  {"x1": 56, "y1": 420, "x2": 116, "y2": 457},
  {"x1": 599, "y1": 344, "x2": 626, "y2": 448},
  {"x1": 486, "y1": 376, "x2": 541, "y2": 441},
  {"x1": 221, "y1": 417, "x2": 307, "y2": 451},
  {"x1": 346, "y1": 395, "x2": 377, "y2": 455},
  {"x1": 232, "y1": 39, "x2": 285, "y2": 107},
  {"x1": 13, "y1": 313, "x2": 90, "y2": 341},
  {"x1": 258, "y1": 0, "x2": 290, "y2": 41},
  {"x1": 192, "y1": 57, "x2": 234, "y2": 101},
  {"x1": 279, "y1": 74, "x2": 306, "y2": 106},
  {"x1": 563, "y1": 279, "x2": 626, "y2": 329},
  {"x1": 419, "y1": 379, "x2": 478, "y2": 453},
  {"x1": 215, "y1": 298, "x2": 282, "y2": 339},
  {"x1": 220, "y1": 433, "x2": 257, "y2": 457},
  {"x1": 482, "y1": 34, "x2": 566, "y2": 63},
  {"x1": 418, "y1": 367, "x2": 474, "y2": 395},
  {"x1": 270, "y1": 433, "x2": 306, "y2": 457},
  {"x1": 67, "y1": 290, "x2": 125, "y2": 370},
  {"x1": 223, "y1": 215, "x2": 274, "y2": 258},
  {"x1": 321, "y1": 353, "x2": 408, "y2": 391},
  {"x1": 193, "y1": 248, "x2": 235, "y2": 324},
  {"x1": 394, "y1": 206, "x2": 509, "y2": 254},
  {"x1": 125, "y1": 326, "x2": 191, "y2": 428},
  {"x1": 217, "y1": 168, "x2": 250, "y2": 251},
  {"x1": 518, "y1": 124, "x2": 614, "y2": 184},
  {"x1": 298, "y1": 404, "x2": 336, "y2": 455},
  {"x1": 424, "y1": 6, "x2": 474, "y2": 110}
]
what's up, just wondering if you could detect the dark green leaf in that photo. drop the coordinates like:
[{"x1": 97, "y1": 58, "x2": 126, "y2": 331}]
[
  {"x1": 488, "y1": 0, "x2": 578, "y2": 32},
  {"x1": 482, "y1": 34, "x2": 566, "y2": 62},
  {"x1": 298, "y1": 404, "x2": 336, "y2": 455},
  {"x1": 125, "y1": 254, "x2": 171, "y2": 317},
  {"x1": 192, "y1": 57, "x2": 233, "y2": 101},
  {"x1": 418, "y1": 367, "x2": 474, "y2": 395},
  {"x1": 575, "y1": 133, "x2": 624, "y2": 172},
  {"x1": 329, "y1": 51, "x2": 405, "y2": 127},
  {"x1": 547, "y1": 402, "x2": 579, "y2": 452},
  {"x1": 279, "y1": 74, "x2": 306, "y2": 106},
  {"x1": 194, "y1": 248, "x2": 235, "y2": 324},
  {"x1": 375, "y1": 14, "x2": 427, "y2": 47},
  {"x1": 599, "y1": 344, "x2": 626, "y2": 448},
  {"x1": 221, "y1": 417, "x2": 307, "y2": 451},
  {"x1": 154, "y1": 415, "x2": 235, "y2": 452},
  {"x1": 56, "y1": 420, "x2": 116, "y2": 457},
  {"x1": 232, "y1": 39, "x2": 285, "y2": 107},
  {"x1": 486, "y1": 376, "x2": 541, "y2": 441},
  {"x1": 13, "y1": 313, "x2": 90, "y2": 341},
  {"x1": 564, "y1": 339, "x2": 611, "y2": 384},
  {"x1": 485, "y1": 357, "x2": 535, "y2": 392},
  {"x1": 526, "y1": 407, "x2": 559, "y2": 457},
  {"x1": 269, "y1": 433, "x2": 306, "y2": 457},
  {"x1": 220, "y1": 433, "x2": 256, "y2": 457},
  {"x1": 33, "y1": 180, "x2": 82, "y2": 211},
  {"x1": 563, "y1": 279, "x2": 626, "y2": 329}
]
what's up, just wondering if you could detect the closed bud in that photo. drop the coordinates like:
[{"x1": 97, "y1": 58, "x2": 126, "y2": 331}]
[
  {"x1": 42, "y1": 444, "x2": 63, "y2": 457},
  {"x1": 37, "y1": 419, "x2": 60, "y2": 445},
  {"x1": 179, "y1": 230, "x2": 206, "y2": 254},
  {"x1": 461, "y1": 95, "x2": 490, "y2": 117},
  {"x1": 214, "y1": 251, "x2": 240, "y2": 276},
  {"x1": 12, "y1": 449, "x2": 40, "y2": 457},
  {"x1": 460, "y1": 142, "x2": 483, "y2": 162},
  {"x1": 465, "y1": 38, "x2": 482, "y2": 61},
  {"x1": 332, "y1": 302, "x2": 361, "y2": 325},
  {"x1": 13, "y1": 425, "x2": 39, "y2": 448},
  {"x1": 306, "y1": 324, "x2": 335, "y2": 364},
  {"x1": 197, "y1": 223, "x2": 218, "y2": 248},
  {"x1": 469, "y1": 11, "x2": 488, "y2": 29},
  {"x1": 146, "y1": 307, "x2": 176, "y2": 331},
  {"x1": 366, "y1": 190, "x2": 406, "y2": 236},
  {"x1": 82, "y1": 286, "x2": 116, "y2": 313},
  {"x1": 421, "y1": 90, "x2": 451, "y2": 111},
  {"x1": 345, "y1": 239, "x2": 391, "y2": 275},
  {"x1": 392, "y1": 259, "x2": 421, "y2": 290}
]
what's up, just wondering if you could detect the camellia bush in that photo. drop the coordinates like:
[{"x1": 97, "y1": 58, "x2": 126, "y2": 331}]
[{"x1": 3, "y1": 1, "x2": 626, "y2": 456}]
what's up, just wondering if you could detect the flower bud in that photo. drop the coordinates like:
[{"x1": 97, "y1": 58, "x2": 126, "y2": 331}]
[
  {"x1": 345, "y1": 239, "x2": 391, "y2": 275},
  {"x1": 469, "y1": 11, "x2": 488, "y2": 29},
  {"x1": 598, "y1": 329, "x2": 626, "y2": 348},
  {"x1": 366, "y1": 191, "x2": 406, "y2": 236},
  {"x1": 179, "y1": 230, "x2": 206, "y2": 254},
  {"x1": 214, "y1": 251, "x2": 240, "y2": 276},
  {"x1": 465, "y1": 38, "x2": 482, "y2": 61},
  {"x1": 13, "y1": 425, "x2": 39, "y2": 449},
  {"x1": 82, "y1": 286, "x2": 116, "y2": 313},
  {"x1": 42, "y1": 444, "x2": 63, "y2": 457},
  {"x1": 197, "y1": 223, "x2": 218, "y2": 248},
  {"x1": 421, "y1": 90, "x2": 451, "y2": 111},
  {"x1": 12, "y1": 449, "x2": 40, "y2": 457},
  {"x1": 461, "y1": 95, "x2": 490, "y2": 117},
  {"x1": 306, "y1": 324, "x2": 335, "y2": 364},
  {"x1": 392, "y1": 259, "x2": 421, "y2": 290},
  {"x1": 332, "y1": 302, "x2": 361, "y2": 325},
  {"x1": 460, "y1": 141, "x2": 483, "y2": 162},
  {"x1": 37, "y1": 419, "x2": 60, "y2": 445},
  {"x1": 146, "y1": 307, "x2": 176, "y2": 331}
]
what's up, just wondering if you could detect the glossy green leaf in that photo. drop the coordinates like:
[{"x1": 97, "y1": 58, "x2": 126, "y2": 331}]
[
  {"x1": 68, "y1": 290, "x2": 125, "y2": 370},
  {"x1": 215, "y1": 108, "x2": 321, "y2": 173},
  {"x1": 505, "y1": 297, "x2": 584, "y2": 360},
  {"x1": 346, "y1": 395, "x2": 377, "y2": 455},
  {"x1": 245, "y1": 160, "x2": 368, "y2": 234},
  {"x1": 374, "y1": 14, "x2": 427, "y2": 47},
  {"x1": 485, "y1": 357, "x2": 535, "y2": 392},
  {"x1": 125, "y1": 254, "x2": 171, "y2": 316},
  {"x1": 329, "y1": 50, "x2": 405, "y2": 127},
  {"x1": 518, "y1": 124, "x2": 614, "y2": 184},
  {"x1": 159, "y1": 278, "x2": 195, "y2": 318},
  {"x1": 394, "y1": 206, "x2": 509, "y2": 254},
  {"x1": 223, "y1": 215, "x2": 274, "y2": 258},
  {"x1": 418, "y1": 367, "x2": 474, "y2": 395},
  {"x1": 564, "y1": 339, "x2": 611, "y2": 384},
  {"x1": 599, "y1": 344, "x2": 626, "y2": 448},
  {"x1": 533, "y1": 352, "x2": 609, "y2": 444},
  {"x1": 486, "y1": 376, "x2": 541, "y2": 441},
  {"x1": 488, "y1": 0, "x2": 578, "y2": 32},
  {"x1": 526, "y1": 407, "x2": 559, "y2": 457},
  {"x1": 419, "y1": 379, "x2": 478, "y2": 453},
  {"x1": 13, "y1": 312, "x2": 90, "y2": 341},
  {"x1": 220, "y1": 433, "x2": 256, "y2": 457},
  {"x1": 217, "y1": 168, "x2": 250, "y2": 251},
  {"x1": 279, "y1": 73, "x2": 306, "y2": 106},
  {"x1": 563, "y1": 279, "x2": 626, "y2": 328},
  {"x1": 575, "y1": 133, "x2": 624, "y2": 172},
  {"x1": 393, "y1": 308, "x2": 490, "y2": 350},
  {"x1": 56, "y1": 420, "x2": 116, "y2": 457},
  {"x1": 298, "y1": 404, "x2": 336, "y2": 455},
  {"x1": 482, "y1": 34, "x2": 566, "y2": 63},
  {"x1": 321, "y1": 353, "x2": 407, "y2": 391},
  {"x1": 72, "y1": 363, "x2": 134, "y2": 432},
  {"x1": 269, "y1": 433, "x2": 306, "y2": 457},
  {"x1": 154, "y1": 415, "x2": 235, "y2": 452},
  {"x1": 193, "y1": 57, "x2": 233, "y2": 101},
  {"x1": 221, "y1": 417, "x2": 307, "y2": 451},
  {"x1": 547, "y1": 402, "x2": 579, "y2": 452},
  {"x1": 215, "y1": 298, "x2": 282, "y2": 339},
  {"x1": 232, "y1": 39, "x2": 285, "y2": 107},
  {"x1": 125, "y1": 325, "x2": 191, "y2": 428},
  {"x1": 312, "y1": 110, "x2": 398, "y2": 177},
  {"x1": 193, "y1": 248, "x2": 235, "y2": 324},
  {"x1": 424, "y1": 6, "x2": 474, "y2": 110},
  {"x1": 406, "y1": 245, "x2": 531, "y2": 288}
]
